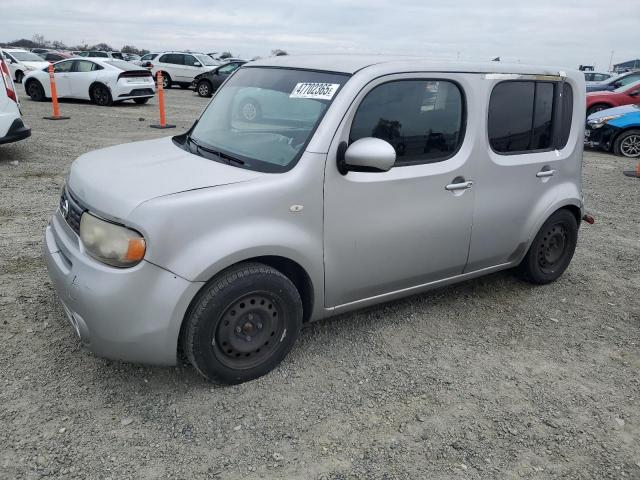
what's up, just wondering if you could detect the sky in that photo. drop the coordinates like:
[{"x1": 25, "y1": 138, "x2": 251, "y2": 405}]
[{"x1": 2, "y1": 0, "x2": 638, "y2": 70}]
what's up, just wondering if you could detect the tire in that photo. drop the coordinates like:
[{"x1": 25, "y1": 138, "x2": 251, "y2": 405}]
[
  {"x1": 183, "y1": 262, "x2": 303, "y2": 384},
  {"x1": 587, "y1": 104, "x2": 610, "y2": 117},
  {"x1": 26, "y1": 80, "x2": 45, "y2": 102},
  {"x1": 161, "y1": 73, "x2": 172, "y2": 89},
  {"x1": 517, "y1": 209, "x2": 578, "y2": 285},
  {"x1": 133, "y1": 97, "x2": 150, "y2": 105},
  {"x1": 91, "y1": 84, "x2": 113, "y2": 106},
  {"x1": 15, "y1": 71, "x2": 24, "y2": 84},
  {"x1": 613, "y1": 129, "x2": 640, "y2": 158},
  {"x1": 238, "y1": 97, "x2": 261, "y2": 122},
  {"x1": 196, "y1": 79, "x2": 213, "y2": 97}
]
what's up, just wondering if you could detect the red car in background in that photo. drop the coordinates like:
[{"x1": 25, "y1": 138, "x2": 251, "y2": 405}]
[
  {"x1": 587, "y1": 80, "x2": 640, "y2": 117},
  {"x1": 40, "y1": 51, "x2": 72, "y2": 63}
]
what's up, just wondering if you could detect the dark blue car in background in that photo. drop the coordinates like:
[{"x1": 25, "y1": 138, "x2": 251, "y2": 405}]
[{"x1": 585, "y1": 104, "x2": 640, "y2": 158}]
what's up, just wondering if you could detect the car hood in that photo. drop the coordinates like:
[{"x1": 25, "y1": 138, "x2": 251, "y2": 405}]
[
  {"x1": 22, "y1": 60, "x2": 50, "y2": 69},
  {"x1": 68, "y1": 136, "x2": 263, "y2": 220},
  {"x1": 587, "y1": 104, "x2": 640, "y2": 121}
]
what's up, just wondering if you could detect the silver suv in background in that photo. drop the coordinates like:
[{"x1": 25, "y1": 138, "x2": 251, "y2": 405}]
[
  {"x1": 0, "y1": 52, "x2": 31, "y2": 144},
  {"x1": 44, "y1": 56, "x2": 586, "y2": 384}
]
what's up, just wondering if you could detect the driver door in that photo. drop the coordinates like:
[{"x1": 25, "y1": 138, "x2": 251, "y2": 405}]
[
  {"x1": 324, "y1": 75, "x2": 475, "y2": 307},
  {"x1": 52, "y1": 60, "x2": 74, "y2": 97}
]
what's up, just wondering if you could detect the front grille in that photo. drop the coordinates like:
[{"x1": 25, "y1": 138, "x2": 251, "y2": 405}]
[{"x1": 60, "y1": 188, "x2": 86, "y2": 236}]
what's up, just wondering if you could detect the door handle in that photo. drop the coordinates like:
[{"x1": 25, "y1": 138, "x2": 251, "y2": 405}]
[
  {"x1": 445, "y1": 180, "x2": 473, "y2": 191},
  {"x1": 536, "y1": 169, "x2": 556, "y2": 178}
]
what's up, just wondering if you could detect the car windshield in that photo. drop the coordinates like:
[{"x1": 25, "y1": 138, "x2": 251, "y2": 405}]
[
  {"x1": 615, "y1": 79, "x2": 640, "y2": 93},
  {"x1": 10, "y1": 51, "x2": 43, "y2": 62},
  {"x1": 195, "y1": 54, "x2": 218, "y2": 66},
  {"x1": 187, "y1": 67, "x2": 349, "y2": 172}
]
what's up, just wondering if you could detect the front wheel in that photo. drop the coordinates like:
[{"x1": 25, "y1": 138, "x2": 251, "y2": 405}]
[
  {"x1": 587, "y1": 104, "x2": 609, "y2": 117},
  {"x1": 182, "y1": 262, "x2": 303, "y2": 384},
  {"x1": 196, "y1": 79, "x2": 213, "y2": 97},
  {"x1": 15, "y1": 71, "x2": 24, "y2": 84},
  {"x1": 613, "y1": 129, "x2": 640, "y2": 158},
  {"x1": 517, "y1": 209, "x2": 578, "y2": 284}
]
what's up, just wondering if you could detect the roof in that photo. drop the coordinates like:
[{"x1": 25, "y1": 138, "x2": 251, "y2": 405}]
[
  {"x1": 614, "y1": 59, "x2": 640, "y2": 68},
  {"x1": 247, "y1": 54, "x2": 574, "y2": 76}
]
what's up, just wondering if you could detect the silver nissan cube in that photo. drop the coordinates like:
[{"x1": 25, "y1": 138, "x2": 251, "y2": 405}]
[{"x1": 44, "y1": 55, "x2": 587, "y2": 383}]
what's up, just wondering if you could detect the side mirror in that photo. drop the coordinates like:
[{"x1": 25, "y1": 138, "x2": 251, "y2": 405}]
[
  {"x1": 193, "y1": 62, "x2": 202, "y2": 67},
  {"x1": 338, "y1": 137, "x2": 396, "y2": 174}
]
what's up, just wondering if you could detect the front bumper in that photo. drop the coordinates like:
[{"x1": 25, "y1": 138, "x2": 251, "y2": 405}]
[
  {"x1": 43, "y1": 208, "x2": 202, "y2": 366},
  {"x1": 584, "y1": 124, "x2": 618, "y2": 151}
]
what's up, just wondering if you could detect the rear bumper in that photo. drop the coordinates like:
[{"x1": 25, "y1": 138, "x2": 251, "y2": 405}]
[
  {"x1": 0, "y1": 118, "x2": 31, "y2": 145},
  {"x1": 117, "y1": 88, "x2": 155, "y2": 98},
  {"x1": 43, "y1": 209, "x2": 202, "y2": 366}
]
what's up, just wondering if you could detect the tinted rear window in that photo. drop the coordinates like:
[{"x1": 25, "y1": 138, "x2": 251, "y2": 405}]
[
  {"x1": 558, "y1": 83, "x2": 573, "y2": 149},
  {"x1": 488, "y1": 81, "x2": 535, "y2": 153}
]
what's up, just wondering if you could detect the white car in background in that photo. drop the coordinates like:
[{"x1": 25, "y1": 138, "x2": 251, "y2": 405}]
[
  {"x1": 23, "y1": 58, "x2": 156, "y2": 107},
  {"x1": 150, "y1": 52, "x2": 219, "y2": 89},
  {"x1": 0, "y1": 52, "x2": 31, "y2": 145},
  {"x1": 1, "y1": 48, "x2": 49, "y2": 84}
]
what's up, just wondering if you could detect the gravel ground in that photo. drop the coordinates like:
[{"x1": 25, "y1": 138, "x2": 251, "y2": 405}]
[{"x1": 0, "y1": 85, "x2": 639, "y2": 480}]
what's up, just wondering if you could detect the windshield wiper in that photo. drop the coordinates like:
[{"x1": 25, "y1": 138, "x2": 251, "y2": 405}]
[{"x1": 187, "y1": 136, "x2": 245, "y2": 166}]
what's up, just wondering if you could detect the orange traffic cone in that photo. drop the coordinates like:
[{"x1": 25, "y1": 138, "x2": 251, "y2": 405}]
[
  {"x1": 150, "y1": 71, "x2": 175, "y2": 129},
  {"x1": 623, "y1": 161, "x2": 640, "y2": 178},
  {"x1": 43, "y1": 64, "x2": 69, "y2": 120}
]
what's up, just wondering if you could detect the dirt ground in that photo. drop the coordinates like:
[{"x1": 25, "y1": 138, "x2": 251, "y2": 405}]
[{"x1": 0, "y1": 84, "x2": 638, "y2": 480}]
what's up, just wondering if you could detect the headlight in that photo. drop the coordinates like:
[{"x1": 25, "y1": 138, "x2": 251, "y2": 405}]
[
  {"x1": 587, "y1": 114, "x2": 622, "y2": 129},
  {"x1": 80, "y1": 213, "x2": 146, "y2": 267}
]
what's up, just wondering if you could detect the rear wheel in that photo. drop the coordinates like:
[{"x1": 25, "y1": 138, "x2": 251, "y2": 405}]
[
  {"x1": 613, "y1": 129, "x2": 640, "y2": 158},
  {"x1": 91, "y1": 84, "x2": 113, "y2": 106},
  {"x1": 196, "y1": 79, "x2": 213, "y2": 97},
  {"x1": 517, "y1": 209, "x2": 578, "y2": 284},
  {"x1": 26, "y1": 80, "x2": 45, "y2": 101},
  {"x1": 182, "y1": 262, "x2": 303, "y2": 384},
  {"x1": 133, "y1": 97, "x2": 150, "y2": 105}
]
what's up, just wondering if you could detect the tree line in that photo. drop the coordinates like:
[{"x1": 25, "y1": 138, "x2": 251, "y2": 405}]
[{"x1": 0, "y1": 34, "x2": 289, "y2": 58}]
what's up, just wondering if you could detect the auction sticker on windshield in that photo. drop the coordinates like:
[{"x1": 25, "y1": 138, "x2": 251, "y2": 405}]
[{"x1": 290, "y1": 83, "x2": 340, "y2": 100}]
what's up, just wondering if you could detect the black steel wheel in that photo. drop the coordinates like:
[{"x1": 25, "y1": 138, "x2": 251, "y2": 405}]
[
  {"x1": 182, "y1": 262, "x2": 303, "y2": 384},
  {"x1": 91, "y1": 84, "x2": 113, "y2": 106},
  {"x1": 613, "y1": 129, "x2": 640, "y2": 158},
  {"x1": 214, "y1": 293, "x2": 286, "y2": 370},
  {"x1": 517, "y1": 209, "x2": 578, "y2": 284},
  {"x1": 196, "y1": 79, "x2": 212, "y2": 97},
  {"x1": 26, "y1": 80, "x2": 45, "y2": 101}
]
